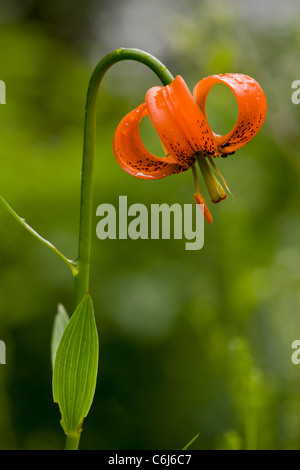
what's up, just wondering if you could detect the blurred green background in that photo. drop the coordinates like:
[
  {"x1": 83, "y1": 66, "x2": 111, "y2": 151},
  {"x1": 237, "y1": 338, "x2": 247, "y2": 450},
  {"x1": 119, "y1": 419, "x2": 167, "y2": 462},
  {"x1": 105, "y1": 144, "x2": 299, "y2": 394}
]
[{"x1": 0, "y1": 0, "x2": 300, "y2": 450}]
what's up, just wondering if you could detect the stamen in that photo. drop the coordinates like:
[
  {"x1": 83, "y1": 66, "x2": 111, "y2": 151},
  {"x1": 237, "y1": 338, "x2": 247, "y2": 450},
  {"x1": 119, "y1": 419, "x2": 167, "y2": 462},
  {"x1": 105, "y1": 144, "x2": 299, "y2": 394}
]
[
  {"x1": 192, "y1": 163, "x2": 200, "y2": 194},
  {"x1": 195, "y1": 152, "x2": 227, "y2": 204},
  {"x1": 207, "y1": 156, "x2": 234, "y2": 200},
  {"x1": 192, "y1": 164, "x2": 213, "y2": 224}
]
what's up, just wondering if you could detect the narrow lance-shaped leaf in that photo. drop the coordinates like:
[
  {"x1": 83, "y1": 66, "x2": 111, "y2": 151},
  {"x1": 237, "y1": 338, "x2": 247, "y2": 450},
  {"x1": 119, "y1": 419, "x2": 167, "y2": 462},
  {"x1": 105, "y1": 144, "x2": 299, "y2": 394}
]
[
  {"x1": 51, "y1": 303, "x2": 70, "y2": 371},
  {"x1": 52, "y1": 294, "x2": 99, "y2": 436}
]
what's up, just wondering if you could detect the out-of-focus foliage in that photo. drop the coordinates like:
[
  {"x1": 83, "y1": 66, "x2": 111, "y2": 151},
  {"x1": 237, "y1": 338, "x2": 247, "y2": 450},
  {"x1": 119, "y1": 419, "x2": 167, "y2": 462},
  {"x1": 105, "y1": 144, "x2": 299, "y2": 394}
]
[{"x1": 0, "y1": 0, "x2": 300, "y2": 450}]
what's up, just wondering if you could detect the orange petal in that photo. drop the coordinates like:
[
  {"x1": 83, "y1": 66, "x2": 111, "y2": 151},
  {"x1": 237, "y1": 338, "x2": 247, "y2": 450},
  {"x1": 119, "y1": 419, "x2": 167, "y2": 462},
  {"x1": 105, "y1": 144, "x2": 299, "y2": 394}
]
[
  {"x1": 193, "y1": 73, "x2": 267, "y2": 154},
  {"x1": 113, "y1": 103, "x2": 184, "y2": 179},
  {"x1": 193, "y1": 192, "x2": 213, "y2": 224},
  {"x1": 145, "y1": 76, "x2": 218, "y2": 167}
]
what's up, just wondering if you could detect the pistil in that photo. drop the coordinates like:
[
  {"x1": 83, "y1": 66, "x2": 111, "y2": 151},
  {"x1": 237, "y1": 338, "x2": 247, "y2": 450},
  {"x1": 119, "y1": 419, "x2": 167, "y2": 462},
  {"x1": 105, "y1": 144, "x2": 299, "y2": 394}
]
[{"x1": 195, "y1": 152, "x2": 227, "y2": 204}]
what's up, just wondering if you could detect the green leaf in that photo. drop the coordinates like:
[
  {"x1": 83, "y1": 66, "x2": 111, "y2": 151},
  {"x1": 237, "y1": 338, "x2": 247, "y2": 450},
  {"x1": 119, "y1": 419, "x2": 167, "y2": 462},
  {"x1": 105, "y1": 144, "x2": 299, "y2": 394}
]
[
  {"x1": 52, "y1": 294, "x2": 99, "y2": 436},
  {"x1": 51, "y1": 303, "x2": 70, "y2": 371}
]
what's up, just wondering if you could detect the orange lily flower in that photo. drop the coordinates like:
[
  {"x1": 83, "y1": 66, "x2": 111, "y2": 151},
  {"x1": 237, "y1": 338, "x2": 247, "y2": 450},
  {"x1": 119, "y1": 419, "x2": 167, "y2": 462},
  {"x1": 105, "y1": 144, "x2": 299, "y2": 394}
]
[{"x1": 113, "y1": 74, "x2": 267, "y2": 223}]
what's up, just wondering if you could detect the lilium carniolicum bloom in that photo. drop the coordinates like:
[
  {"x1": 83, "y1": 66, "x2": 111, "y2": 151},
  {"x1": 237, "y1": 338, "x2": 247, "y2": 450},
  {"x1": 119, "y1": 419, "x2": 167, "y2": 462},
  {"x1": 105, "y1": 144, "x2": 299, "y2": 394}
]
[{"x1": 113, "y1": 73, "x2": 267, "y2": 223}]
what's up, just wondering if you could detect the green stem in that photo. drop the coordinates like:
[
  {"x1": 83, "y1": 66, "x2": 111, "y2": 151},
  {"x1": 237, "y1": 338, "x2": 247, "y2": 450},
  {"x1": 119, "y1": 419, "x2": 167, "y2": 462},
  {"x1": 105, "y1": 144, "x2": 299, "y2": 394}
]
[
  {"x1": 74, "y1": 48, "x2": 174, "y2": 307},
  {"x1": 0, "y1": 195, "x2": 77, "y2": 276},
  {"x1": 65, "y1": 433, "x2": 81, "y2": 450}
]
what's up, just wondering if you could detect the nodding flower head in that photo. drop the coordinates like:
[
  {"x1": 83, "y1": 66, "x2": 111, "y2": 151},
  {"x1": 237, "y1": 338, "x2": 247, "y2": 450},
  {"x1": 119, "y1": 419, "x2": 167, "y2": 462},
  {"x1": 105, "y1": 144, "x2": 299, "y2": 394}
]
[{"x1": 113, "y1": 73, "x2": 267, "y2": 223}]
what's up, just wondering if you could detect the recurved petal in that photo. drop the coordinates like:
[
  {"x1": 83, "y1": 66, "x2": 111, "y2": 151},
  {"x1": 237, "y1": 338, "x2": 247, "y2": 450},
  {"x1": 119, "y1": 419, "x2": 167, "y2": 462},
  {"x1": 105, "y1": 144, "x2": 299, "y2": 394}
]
[
  {"x1": 113, "y1": 103, "x2": 184, "y2": 180},
  {"x1": 146, "y1": 75, "x2": 217, "y2": 165},
  {"x1": 193, "y1": 73, "x2": 267, "y2": 154}
]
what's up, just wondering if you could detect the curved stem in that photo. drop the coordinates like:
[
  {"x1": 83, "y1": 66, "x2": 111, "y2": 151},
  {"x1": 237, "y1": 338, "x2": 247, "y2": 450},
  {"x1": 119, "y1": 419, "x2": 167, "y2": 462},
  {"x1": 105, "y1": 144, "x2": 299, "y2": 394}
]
[{"x1": 74, "y1": 48, "x2": 174, "y2": 307}]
